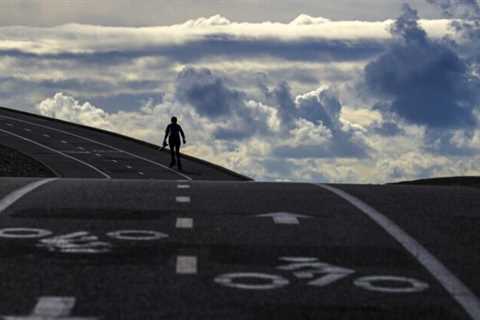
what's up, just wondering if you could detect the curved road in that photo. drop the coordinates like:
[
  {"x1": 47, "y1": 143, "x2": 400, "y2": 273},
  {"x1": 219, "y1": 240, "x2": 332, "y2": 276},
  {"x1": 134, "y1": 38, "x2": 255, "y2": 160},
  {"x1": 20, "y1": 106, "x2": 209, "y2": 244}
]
[
  {"x1": 0, "y1": 107, "x2": 479, "y2": 319},
  {"x1": 0, "y1": 106, "x2": 250, "y2": 181}
]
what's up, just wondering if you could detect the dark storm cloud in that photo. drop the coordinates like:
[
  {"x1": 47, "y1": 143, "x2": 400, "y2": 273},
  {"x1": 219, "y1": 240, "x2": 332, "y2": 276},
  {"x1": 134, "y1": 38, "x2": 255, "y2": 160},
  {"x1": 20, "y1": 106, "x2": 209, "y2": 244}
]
[
  {"x1": 263, "y1": 82, "x2": 297, "y2": 127},
  {"x1": 175, "y1": 67, "x2": 268, "y2": 140},
  {"x1": 175, "y1": 67, "x2": 246, "y2": 118},
  {"x1": 273, "y1": 136, "x2": 369, "y2": 159},
  {"x1": 364, "y1": 4, "x2": 478, "y2": 129},
  {"x1": 0, "y1": 37, "x2": 386, "y2": 64},
  {"x1": 87, "y1": 92, "x2": 164, "y2": 112}
]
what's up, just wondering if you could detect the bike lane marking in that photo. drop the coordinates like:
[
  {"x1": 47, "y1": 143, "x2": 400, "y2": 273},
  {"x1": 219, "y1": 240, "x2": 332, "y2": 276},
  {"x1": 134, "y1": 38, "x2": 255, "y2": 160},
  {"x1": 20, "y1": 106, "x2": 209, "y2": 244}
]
[
  {"x1": 3, "y1": 296, "x2": 98, "y2": 319},
  {"x1": 0, "y1": 115, "x2": 192, "y2": 181},
  {"x1": 176, "y1": 218, "x2": 193, "y2": 229},
  {"x1": 176, "y1": 256, "x2": 197, "y2": 274},
  {"x1": 317, "y1": 183, "x2": 480, "y2": 320},
  {"x1": 0, "y1": 178, "x2": 58, "y2": 214},
  {"x1": 0, "y1": 128, "x2": 111, "y2": 179},
  {"x1": 176, "y1": 196, "x2": 190, "y2": 203}
]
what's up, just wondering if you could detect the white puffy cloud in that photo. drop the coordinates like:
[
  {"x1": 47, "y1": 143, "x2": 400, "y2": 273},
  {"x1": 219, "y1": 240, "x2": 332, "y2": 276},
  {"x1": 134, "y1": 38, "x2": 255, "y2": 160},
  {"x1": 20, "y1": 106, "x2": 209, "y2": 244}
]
[{"x1": 0, "y1": 15, "x2": 454, "y2": 55}]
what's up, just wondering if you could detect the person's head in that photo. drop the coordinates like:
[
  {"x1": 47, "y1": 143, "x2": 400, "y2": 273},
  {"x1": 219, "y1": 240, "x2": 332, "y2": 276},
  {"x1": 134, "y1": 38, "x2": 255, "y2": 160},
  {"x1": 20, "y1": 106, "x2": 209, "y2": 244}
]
[{"x1": 171, "y1": 116, "x2": 177, "y2": 124}]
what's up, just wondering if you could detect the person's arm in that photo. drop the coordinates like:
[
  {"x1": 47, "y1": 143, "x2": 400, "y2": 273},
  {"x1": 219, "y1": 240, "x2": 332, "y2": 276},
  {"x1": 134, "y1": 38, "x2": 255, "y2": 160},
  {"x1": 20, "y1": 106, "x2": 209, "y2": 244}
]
[
  {"x1": 163, "y1": 125, "x2": 170, "y2": 145},
  {"x1": 180, "y1": 126, "x2": 186, "y2": 144}
]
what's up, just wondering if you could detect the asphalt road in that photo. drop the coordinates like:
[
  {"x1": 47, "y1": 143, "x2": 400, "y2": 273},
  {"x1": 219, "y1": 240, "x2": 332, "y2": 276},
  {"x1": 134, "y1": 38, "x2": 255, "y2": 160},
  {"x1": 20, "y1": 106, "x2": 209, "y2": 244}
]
[
  {"x1": 0, "y1": 107, "x2": 250, "y2": 181},
  {"x1": 0, "y1": 108, "x2": 479, "y2": 319},
  {"x1": 0, "y1": 178, "x2": 478, "y2": 319}
]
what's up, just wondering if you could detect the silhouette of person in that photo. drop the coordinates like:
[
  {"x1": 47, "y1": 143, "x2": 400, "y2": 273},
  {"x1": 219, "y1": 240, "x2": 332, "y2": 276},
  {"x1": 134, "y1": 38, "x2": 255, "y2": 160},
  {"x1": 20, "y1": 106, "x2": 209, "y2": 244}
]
[{"x1": 163, "y1": 116, "x2": 186, "y2": 170}]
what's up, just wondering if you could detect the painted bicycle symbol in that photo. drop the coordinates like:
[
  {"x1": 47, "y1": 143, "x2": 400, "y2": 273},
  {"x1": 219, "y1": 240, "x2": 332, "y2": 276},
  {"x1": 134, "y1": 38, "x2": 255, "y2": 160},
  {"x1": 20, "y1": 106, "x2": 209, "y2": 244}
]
[
  {"x1": 215, "y1": 257, "x2": 430, "y2": 293},
  {"x1": 0, "y1": 228, "x2": 168, "y2": 254}
]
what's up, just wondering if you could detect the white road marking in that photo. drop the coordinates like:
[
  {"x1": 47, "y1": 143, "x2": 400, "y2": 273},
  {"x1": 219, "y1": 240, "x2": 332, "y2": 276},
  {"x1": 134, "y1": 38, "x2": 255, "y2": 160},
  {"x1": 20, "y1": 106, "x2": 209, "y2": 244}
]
[
  {"x1": 214, "y1": 273, "x2": 289, "y2": 290},
  {"x1": 176, "y1": 256, "x2": 197, "y2": 274},
  {"x1": 318, "y1": 184, "x2": 480, "y2": 320},
  {"x1": 256, "y1": 212, "x2": 311, "y2": 225},
  {"x1": 95, "y1": 153, "x2": 101, "y2": 157},
  {"x1": 354, "y1": 275, "x2": 429, "y2": 293},
  {"x1": 177, "y1": 184, "x2": 191, "y2": 189},
  {"x1": 0, "y1": 128, "x2": 111, "y2": 178},
  {"x1": 3, "y1": 296, "x2": 98, "y2": 319},
  {"x1": 176, "y1": 218, "x2": 193, "y2": 229},
  {"x1": 61, "y1": 150, "x2": 91, "y2": 154},
  {"x1": 6, "y1": 123, "x2": 13, "y2": 126},
  {"x1": 37, "y1": 231, "x2": 112, "y2": 254},
  {"x1": 176, "y1": 196, "x2": 191, "y2": 203},
  {"x1": 43, "y1": 134, "x2": 50, "y2": 138},
  {"x1": 106, "y1": 230, "x2": 168, "y2": 241},
  {"x1": 60, "y1": 140, "x2": 68, "y2": 144},
  {"x1": 24, "y1": 128, "x2": 31, "y2": 132},
  {"x1": 77, "y1": 146, "x2": 85, "y2": 150},
  {"x1": 112, "y1": 159, "x2": 118, "y2": 163},
  {"x1": 138, "y1": 171, "x2": 145, "y2": 176},
  {"x1": 0, "y1": 228, "x2": 52, "y2": 238},
  {"x1": 0, "y1": 178, "x2": 58, "y2": 214},
  {"x1": 126, "y1": 165, "x2": 133, "y2": 169},
  {"x1": 0, "y1": 115, "x2": 192, "y2": 180}
]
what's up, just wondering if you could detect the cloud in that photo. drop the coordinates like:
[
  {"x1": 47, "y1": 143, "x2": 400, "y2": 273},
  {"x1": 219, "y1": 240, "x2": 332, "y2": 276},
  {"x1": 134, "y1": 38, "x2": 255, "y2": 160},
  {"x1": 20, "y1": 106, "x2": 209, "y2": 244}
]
[
  {"x1": 174, "y1": 67, "x2": 275, "y2": 140},
  {"x1": 364, "y1": 4, "x2": 478, "y2": 129},
  {"x1": 267, "y1": 86, "x2": 371, "y2": 159}
]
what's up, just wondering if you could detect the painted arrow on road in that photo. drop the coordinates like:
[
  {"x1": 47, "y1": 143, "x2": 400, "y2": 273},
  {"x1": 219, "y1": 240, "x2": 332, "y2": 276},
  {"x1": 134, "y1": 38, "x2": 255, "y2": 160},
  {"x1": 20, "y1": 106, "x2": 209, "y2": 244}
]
[{"x1": 256, "y1": 212, "x2": 312, "y2": 225}]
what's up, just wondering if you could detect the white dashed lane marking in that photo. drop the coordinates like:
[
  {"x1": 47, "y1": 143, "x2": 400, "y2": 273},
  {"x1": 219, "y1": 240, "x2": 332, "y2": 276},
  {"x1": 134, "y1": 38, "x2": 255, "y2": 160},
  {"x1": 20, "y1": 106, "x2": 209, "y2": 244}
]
[
  {"x1": 318, "y1": 184, "x2": 480, "y2": 320},
  {"x1": 60, "y1": 140, "x2": 68, "y2": 144},
  {"x1": 24, "y1": 128, "x2": 31, "y2": 132},
  {"x1": 43, "y1": 134, "x2": 50, "y2": 138},
  {"x1": 95, "y1": 153, "x2": 101, "y2": 157},
  {"x1": 176, "y1": 196, "x2": 191, "y2": 203},
  {"x1": 177, "y1": 184, "x2": 191, "y2": 189},
  {"x1": 176, "y1": 218, "x2": 193, "y2": 229},
  {"x1": 138, "y1": 171, "x2": 145, "y2": 176},
  {"x1": 112, "y1": 160, "x2": 118, "y2": 163},
  {"x1": 126, "y1": 165, "x2": 133, "y2": 169},
  {"x1": 176, "y1": 256, "x2": 197, "y2": 274},
  {"x1": 6, "y1": 123, "x2": 13, "y2": 127},
  {"x1": 0, "y1": 128, "x2": 111, "y2": 179},
  {"x1": 0, "y1": 115, "x2": 192, "y2": 180}
]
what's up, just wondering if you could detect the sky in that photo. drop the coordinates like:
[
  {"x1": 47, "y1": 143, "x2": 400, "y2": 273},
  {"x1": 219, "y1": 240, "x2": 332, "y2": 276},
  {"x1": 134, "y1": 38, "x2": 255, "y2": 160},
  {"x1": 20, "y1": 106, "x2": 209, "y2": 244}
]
[{"x1": 1, "y1": 0, "x2": 480, "y2": 183}]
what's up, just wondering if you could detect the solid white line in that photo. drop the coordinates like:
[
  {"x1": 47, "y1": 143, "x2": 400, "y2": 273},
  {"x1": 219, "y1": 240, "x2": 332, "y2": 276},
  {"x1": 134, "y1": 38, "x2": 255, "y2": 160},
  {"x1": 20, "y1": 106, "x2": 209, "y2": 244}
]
[
  {"x1": 176, "y1": 196, "x2": 191, "y2": 203},
  {"x1": 176, "y1": 218, "x2": 193, "y2": 229},
  {"x1": 0, "y1": 178, "x2": 58, "y2": 214},
  {"x1": 177, "y1": 184, "x2": 191, "y2": 189},
  {"x1": 318, "y1": 184, "x2": 480, "y2": 320},
  {"x1": 0, "y1": 128, "x2": 111, "y2": 179},
  {"x1": 0, "y1": 115, "x2": 192, "y2": 181},
  {"x1": 176, "y1": 256, "x2": 197, "y2": 274}
]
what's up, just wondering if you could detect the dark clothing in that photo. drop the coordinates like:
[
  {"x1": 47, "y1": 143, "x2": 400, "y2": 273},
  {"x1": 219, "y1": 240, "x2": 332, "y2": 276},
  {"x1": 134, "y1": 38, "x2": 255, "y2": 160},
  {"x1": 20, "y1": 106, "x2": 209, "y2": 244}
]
[
  {"x1": 164, "y1": 123, "x2": 185, "y2": 169},
  {"x1": 169, "y1": 138, "x2": 181, "y2": 169},
  {"x1": 165, "y1": 123, "x2": 185, "y2": 143}
]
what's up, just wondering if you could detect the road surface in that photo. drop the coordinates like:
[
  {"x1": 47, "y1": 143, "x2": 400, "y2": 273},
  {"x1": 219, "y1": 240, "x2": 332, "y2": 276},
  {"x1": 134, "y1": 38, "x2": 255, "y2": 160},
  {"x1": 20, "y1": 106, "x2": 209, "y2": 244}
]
[{"x1": 0, "y1": 107, "x2": 479, "y2": 319}]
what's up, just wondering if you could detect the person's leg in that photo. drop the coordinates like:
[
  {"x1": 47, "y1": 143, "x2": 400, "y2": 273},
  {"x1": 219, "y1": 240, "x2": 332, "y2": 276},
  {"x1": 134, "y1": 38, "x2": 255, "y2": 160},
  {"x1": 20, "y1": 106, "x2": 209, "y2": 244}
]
[
  {"x1": 176, "y1": 144, "x2": 182, "y2": 170},
  {"x1": 169, "y1": 140, "x2": 176, "y2": 167}
]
